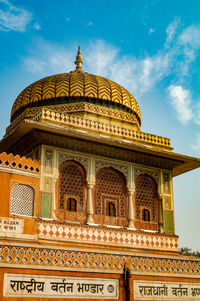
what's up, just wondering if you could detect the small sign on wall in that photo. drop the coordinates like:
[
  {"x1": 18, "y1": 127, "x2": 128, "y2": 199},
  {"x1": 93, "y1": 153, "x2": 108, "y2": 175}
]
[
  {"x1": 0, "y1": 217, "x2": 24, "y2": 233},
  {"x1": 134, "y1": 280, "x2": 200, "y2": 300},
  {"x1": 4, "y1": 274, "x2": 119, "y2": 299}
]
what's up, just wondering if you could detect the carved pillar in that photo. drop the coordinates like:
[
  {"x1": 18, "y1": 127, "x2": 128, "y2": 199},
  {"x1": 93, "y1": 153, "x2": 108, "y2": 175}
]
[
  {"x1": 86, "y1": 183, "x2": 94, "y2": 224},
  {"x1": 159, "y1": 197, "x2": 164, "y2": 233},
  {"x1": 128, "y1": 189, "x2": 135, "y2": 229}
]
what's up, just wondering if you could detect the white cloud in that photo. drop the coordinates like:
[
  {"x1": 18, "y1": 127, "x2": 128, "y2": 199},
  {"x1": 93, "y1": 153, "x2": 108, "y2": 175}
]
[
  {"x1": 165, "y1": 19, "x2": 200, "y2": 78},
  {"x1": 165, "y1": 17, "x2": 180, "y2": 45},
  {"x1": 139, "y1": 53, "x2": 171, "y2": 91},
  {"x1": 21, "y1": 38, "x2": 174, "y2": 97},
  {"x1": 168, "y1": 85, "x2": 193, "y2": 125},
  {"x1": 83, "y1": 40, "x2": 172, "y2": 95},
  {"x1": 22, "y1": 20, "x2": 200, "y2": 127},
  {"x1": 24, "y1": 58, "x2": 46, "y2": 74},
  {"x1": 179, "y1": 25, "x2": 200, "y2": 50},
  {"x1": 178, "y1": 25, "x2": 200, "y2": 76},
  {"x1": 194, "y1": 102, "x2": 200, "y2": 125},
  {"x1": 33, "y1": 22, "x2": 41, "y2": 30},
  {"x1": 0, "y1": 0, "x2": 32, "y2": 32},
  {"x1": 85, "y1": 40, "x2": 118, "y2": 77},
  {"x1": 24, "y1": 39, "x2": 75, "y2": 75},
  {"x1": 191, "y1": 134, "x2": 200, "y2": 152},
  {"x1": 23, "y1": 38, "x2": 173, "y2": 102}
]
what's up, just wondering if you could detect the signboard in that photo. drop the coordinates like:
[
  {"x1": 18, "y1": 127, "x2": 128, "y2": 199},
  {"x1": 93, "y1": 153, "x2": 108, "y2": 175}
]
[
  {"x1": 134, "y1": 280, "x2": 200, "y2": 300},
  {"x1": 4, "y1": 274, "x2": 119, "y2": 299},
  {"x1": 0, "y1": 217, "x2": 24, "y2": 233}
]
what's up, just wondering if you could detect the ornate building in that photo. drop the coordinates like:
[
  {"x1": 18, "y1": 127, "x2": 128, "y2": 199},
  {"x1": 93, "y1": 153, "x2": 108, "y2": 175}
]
[{"x1": 0, "y1": 47, "x2": 200, "y2": 300}]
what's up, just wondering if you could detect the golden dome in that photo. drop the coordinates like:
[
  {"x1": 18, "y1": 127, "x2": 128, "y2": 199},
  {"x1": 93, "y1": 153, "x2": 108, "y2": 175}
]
[{"x1": 11, "y1": 48, "x2": 141, "y2": 125}]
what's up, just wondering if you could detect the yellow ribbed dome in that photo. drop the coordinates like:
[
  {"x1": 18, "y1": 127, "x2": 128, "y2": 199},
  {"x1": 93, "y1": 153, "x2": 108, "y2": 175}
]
[{"x1": 11, "y1": 48, "x2": 141, "y2": 125}]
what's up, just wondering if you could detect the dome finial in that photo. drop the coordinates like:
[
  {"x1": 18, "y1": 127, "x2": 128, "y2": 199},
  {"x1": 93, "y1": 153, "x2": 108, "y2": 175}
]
[{"x1": 74, "y1": 46, "x2": 83, "y2": 72}]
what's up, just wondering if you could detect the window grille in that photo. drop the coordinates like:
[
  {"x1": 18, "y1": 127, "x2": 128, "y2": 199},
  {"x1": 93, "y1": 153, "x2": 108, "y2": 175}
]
[
  {"x1": 95, "y1": 167, "x2": 127, "y2": 217},
  {"x1": 135, "y1": 174, "x2": 157, "y2": 221},
  {"x1": 11, "y1": 184, "x2": 34, "y2": 217},
  {"x1": 59, "y1": 162, "x2": 85, "y2": 210}
]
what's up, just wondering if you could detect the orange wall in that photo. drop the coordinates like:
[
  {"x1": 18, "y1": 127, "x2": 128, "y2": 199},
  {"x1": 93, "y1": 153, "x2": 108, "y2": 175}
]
[
  {"x1": 0, "y1": 267, "x2": 125, "y2": 301},
  {"x1": 0, "y1": 170, "x2": 40, "y2": 235},
  {"x1": 1, "y1": 266, "x2": 200, "y2": 301}
]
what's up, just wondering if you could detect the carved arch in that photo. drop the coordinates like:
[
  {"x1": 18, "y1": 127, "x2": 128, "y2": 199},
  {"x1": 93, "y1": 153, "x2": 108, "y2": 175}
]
[
  {"x1": 93, "y1": 167, "x2": 128, "y2": 227},
  {"x1": 55, "y1": 160, "x2": 87, "y2": 222},
  {"x1": 134, "y1": 173, "x2": 159, "y2": 231}
]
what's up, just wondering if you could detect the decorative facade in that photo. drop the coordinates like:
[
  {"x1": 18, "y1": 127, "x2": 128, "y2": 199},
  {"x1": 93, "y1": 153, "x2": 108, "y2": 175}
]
[{"x1": 0, "y1": 47, "x2": 200, "y2": 300}]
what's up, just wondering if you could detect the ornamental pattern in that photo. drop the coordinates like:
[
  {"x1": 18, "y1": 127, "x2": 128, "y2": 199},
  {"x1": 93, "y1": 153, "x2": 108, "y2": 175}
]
[
  {"x1": 135, "y1": 175, "x2": 158, "y2": 222},
  {"x1": 0, "y1": 152, "x2": 40, "y2": 174},
  {"x1": 58, "y1": 152, "x2": 88, "y2": 174},
  {"x1": 7, "y1": 131, "x2": 175, "y2": 173},
  {"x1": 135, "y1": 167, "x2": 160, "y2": 186},
  {"x1": 95, "y1": 168, "x2": 128, "y2": 226},
  {"x1": 95, "y1": 159, "x2": 129, "y2": 181},
  {"x1": 11, "y1": 184, "x2": 34, "y2": 217},
  {"x1": 0, "y1": 244, "x2": 199, "y2": 277},
  {"x1": 6, "y1": 106, "x2": 171, "y2": 151},
  {"x1": 52, "y1": 103, "x2": 138, "y2": 124},
  {"x1": 58, "y1": 161, "x2": 86, "y2": 210},
  {"x1": 7, "y1": 103, "x2": 139, "y2": 136},
  {"x1": 11, "y1": 72, "x2": 141, "y2": 123},
  {"x1": 37, "y1": 221, "x2": 178, "y2": 252},
  {"x1": 35, "y1": 108, "x2": 171, "y2": 149}
]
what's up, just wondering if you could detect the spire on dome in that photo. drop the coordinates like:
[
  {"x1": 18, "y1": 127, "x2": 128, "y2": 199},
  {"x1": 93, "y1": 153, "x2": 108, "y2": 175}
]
[{"x1": 74, "y1": 46, "x2": 83, "y2": 72}]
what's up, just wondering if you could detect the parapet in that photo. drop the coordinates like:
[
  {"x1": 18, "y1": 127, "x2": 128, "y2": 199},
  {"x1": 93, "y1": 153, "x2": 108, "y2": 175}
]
[{"x1": 0, "y1": 152, "x2": 40, "y2": 174}]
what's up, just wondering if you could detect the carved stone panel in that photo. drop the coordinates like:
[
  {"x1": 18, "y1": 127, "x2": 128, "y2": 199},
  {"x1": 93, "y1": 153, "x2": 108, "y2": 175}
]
[
  {"x1": 135, "y1": 167, "x2": 160, "y2": 186},
  {"x1": 58, "y1": 152, "x2": 89, "y2": 174},
  {"x1": 95, "y1": 159, "x2": 129, "y2": 181}
]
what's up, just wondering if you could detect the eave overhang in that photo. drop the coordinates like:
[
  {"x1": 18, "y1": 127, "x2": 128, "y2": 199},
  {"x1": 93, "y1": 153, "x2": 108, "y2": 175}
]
[{"x1": 0, "y1": 119, "x2": 200, "y2": 177}]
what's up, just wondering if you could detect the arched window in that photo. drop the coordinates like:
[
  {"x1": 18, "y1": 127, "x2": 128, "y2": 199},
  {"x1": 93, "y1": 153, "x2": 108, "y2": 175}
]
[
  {"x1": 58, "y1": 161, "x2": 86, "y2": 211},
  {"x1": 11, "y1": 184, "x2": 34, "y2": 217},
  {"x1": 94, "y1": 167, "x2": 128, "y2": 227},
  {"x1": 66, "y1": 198, "x2": 77, "y2": 212},
  {"x1": 135, "y1": 174, "x2": 159, "y2": 231},
  {"x1": 55, "y1": 160, "x2": 87, "y2": 223},
  {"x1": 135, "y1": 174, "x2": 158, "y2": 222},
  {"x1": 142, "y1": 208, "x2": 150, "y2": 222}
]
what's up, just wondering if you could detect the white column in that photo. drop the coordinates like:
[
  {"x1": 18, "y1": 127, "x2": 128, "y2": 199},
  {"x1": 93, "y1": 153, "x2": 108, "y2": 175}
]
[
  {"x1": 86, "y1": 183, "x2": 94, "y2": 224},
  {"x1": 128, "y1": 189, "x2": 135, "y2": 229}
]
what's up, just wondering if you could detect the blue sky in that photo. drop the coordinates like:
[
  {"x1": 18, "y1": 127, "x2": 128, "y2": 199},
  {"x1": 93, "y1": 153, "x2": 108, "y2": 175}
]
[{"x1": 0, "y1": 0, "x2": 200, "y2": 250}]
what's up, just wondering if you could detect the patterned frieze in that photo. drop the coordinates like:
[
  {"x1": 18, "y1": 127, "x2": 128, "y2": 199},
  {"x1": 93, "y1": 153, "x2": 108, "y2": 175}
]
[
  {"x1": 6, "y1": 104, "x2": 172, "y2": 151},
  {"x1": 0, "y1": 243, "x2": 200, "y2": 278},
  {"x1": 58, "y1": 152, "x2": 89, "y2": 174},
  {"x1": 37, "y1": 221, "x2": 178, "y2": 252},
  {"x1": 95, "y1": 159, "x2": 129, "y2": 181},
  {"x1": 6, "y1": 103, "x2": 139, "y2": 137},
  {"x1": 135, "y1": 167, "x2": 160, "y2": 186},
  {"x1": 46, "y1": 103, "x2": 139, "y2": 125},
  {"x1": 32, "y1": 108, "x2": 171, "y2": 150},
  {"x1": 6, "y1": 130, "x2": 178, "y2": 171},
  {"x1": 0, "y1": 152, "x2": 40, "y2": 175}
]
